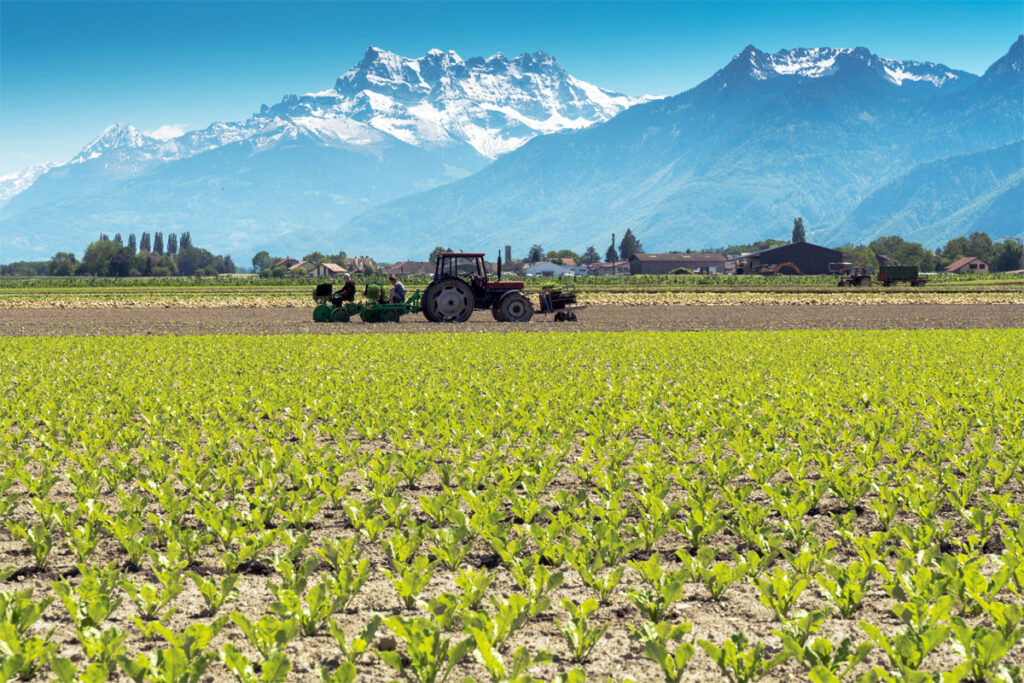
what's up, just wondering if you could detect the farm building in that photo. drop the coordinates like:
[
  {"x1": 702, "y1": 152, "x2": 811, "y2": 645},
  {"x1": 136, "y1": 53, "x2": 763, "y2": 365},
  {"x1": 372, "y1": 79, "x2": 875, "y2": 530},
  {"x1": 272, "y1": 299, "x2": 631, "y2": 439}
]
[
  {"x1": 727, "y1": 242, "x2": 842, "y2": 275},
  {"x1": 945, "y1": 256, "x2": 990, "y2": 274},
  {"x1": 525, "y1": 262, "x2": 575, "y2": 277},
  {"x1": 390, "y1": 261, "x2": 434, "y2": 275},
  {"x1": 588, "y1": 261, "x2": 631, "y2": 276},
  {"x1": 273, "y1": 257, "x2": 300, "y2": 269},
  {"x1": 629, "y1": 253, "x2": 727, "y2": 274},
  {"x1": 288, "y1": 260, "x2": 317, "y2": 275},
  {"x1": 345, "y1": 257, "x2": 380, "y2": 273},
  {"x1": 312, "y1": 263, "x2": 347, "y2": 277}
]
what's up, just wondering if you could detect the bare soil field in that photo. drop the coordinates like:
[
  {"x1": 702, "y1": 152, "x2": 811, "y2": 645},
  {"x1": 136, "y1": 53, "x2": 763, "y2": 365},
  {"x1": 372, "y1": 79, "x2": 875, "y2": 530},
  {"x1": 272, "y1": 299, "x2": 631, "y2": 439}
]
[{"x1": 1, "y1": 303, "x2": 1022, "y2": 336}]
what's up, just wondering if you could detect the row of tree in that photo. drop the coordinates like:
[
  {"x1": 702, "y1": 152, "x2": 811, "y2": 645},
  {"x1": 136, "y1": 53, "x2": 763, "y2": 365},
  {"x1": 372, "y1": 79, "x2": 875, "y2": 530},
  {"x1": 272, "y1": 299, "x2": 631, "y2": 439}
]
[
  {"x1": 835, "y1": 233, "x2": 1022, "y2": 272},
  {"x1": 520, "y1": 224, "x2": 1021, "y2": 273},
  {"x1": 5, "y1": 233, "x2": 237, "y2": 277},
  {"x1": 519, "y1": 229, "x2": 645, "y2": 266}
]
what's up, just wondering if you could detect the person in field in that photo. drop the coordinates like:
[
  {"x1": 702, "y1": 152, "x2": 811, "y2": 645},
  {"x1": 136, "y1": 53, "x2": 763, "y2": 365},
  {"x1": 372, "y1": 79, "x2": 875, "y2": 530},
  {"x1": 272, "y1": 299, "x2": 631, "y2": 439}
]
[
  {"x1": 389, "y1": 274, "x2": 406, "y2": 303},
  {"x1": 337, "y1": 273, "x2": 356, "y2": 302}
]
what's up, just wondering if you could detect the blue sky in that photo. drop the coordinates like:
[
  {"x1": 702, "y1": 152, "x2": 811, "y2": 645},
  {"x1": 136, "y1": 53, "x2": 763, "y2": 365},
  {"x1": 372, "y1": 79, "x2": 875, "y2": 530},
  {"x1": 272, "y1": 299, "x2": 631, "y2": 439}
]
[{"x1": 1, "y1": 0, "x2": 1021, "y2": 175}]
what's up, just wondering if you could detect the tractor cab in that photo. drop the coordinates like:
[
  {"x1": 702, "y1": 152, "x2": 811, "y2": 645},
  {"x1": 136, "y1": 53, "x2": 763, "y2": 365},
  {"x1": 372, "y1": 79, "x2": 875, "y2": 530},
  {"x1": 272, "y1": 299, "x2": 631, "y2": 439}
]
[
  {"x1": 435, "y1": 253, "x2": 488, "y2": 285},
  {"x1": 433, "y1": 252, "x2": 523, "y2": 296}
]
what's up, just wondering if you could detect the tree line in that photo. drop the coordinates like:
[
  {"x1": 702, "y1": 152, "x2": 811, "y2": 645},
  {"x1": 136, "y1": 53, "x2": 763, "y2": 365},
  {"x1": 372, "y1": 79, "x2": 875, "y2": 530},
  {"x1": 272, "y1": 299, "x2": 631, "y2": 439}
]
[
  {"x1": 249, "y1": 251, "x2": 360, "y2": 277},
  {"x1": 520, "y1": 229, "x2": 645, "y2": 266},
  {"x1": 1, "y1": 232, "x2": 236, "y2": 277}
]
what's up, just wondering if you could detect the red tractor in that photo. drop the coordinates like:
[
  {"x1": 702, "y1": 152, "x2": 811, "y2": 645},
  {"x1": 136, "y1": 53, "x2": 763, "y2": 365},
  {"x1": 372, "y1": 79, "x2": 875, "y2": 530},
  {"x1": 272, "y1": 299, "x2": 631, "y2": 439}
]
[{"x1": 422, "y1": 252, "x2": 533, "y2": 322}]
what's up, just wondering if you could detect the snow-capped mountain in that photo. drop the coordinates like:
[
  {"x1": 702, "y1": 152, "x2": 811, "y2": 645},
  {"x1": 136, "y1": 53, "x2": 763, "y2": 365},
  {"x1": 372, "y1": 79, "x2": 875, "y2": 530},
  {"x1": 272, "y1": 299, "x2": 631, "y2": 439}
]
[
  {"x1": 1, "y1": 46, "x2": 648, "y2": 214},
  {"x1": 729, "y1": 45, "x2": 974, "y2": 88},
  {"x1": 338, "y1": 37, "x2": 1021, "y2": 260},
  {"x1": 260, "y1": 46, "x2": 652, "y2": 158},
  {"x1": 0, "y1": 161, "x2": 63, "y2": 202},
  {"x1": 0, "y1": 46, "x2": 652, "y2": 261}
]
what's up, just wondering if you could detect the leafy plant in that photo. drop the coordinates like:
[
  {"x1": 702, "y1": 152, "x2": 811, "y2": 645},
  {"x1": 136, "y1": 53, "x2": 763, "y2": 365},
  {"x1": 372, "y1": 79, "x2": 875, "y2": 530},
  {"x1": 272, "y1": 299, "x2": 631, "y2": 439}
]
[
  {"x1": 0, "y1": 622, "x2": 58, "y2": 681},
  {"x1": 756, "y1": 567, "x2": 808, "y2": 621},
  {"x1": 632, "y1": 621, "x2": 695, "y2": 683},
  {"x1": 859, "y1": 621, "x2": 949, "y2": 677},
  {"x1": 384, "y1": 555, "x2": 436, "y2": 609},
  {"x1": 949, "y1": 616, "x2": 1024, "y2": 683},
  {"x1": 627, "y1": 554, "x2": 688, "y2": 622},
  {"x1": 463, "y1": 593, "x2": 532, "y2": 652},
  {"x1": 815, "y1": 561, "x2": 874, "y2": 619},
  {"x1": 229, "y1": 613, "x2": 299, "y2": 659},
  {"x1": 697, "y1": 633, "x2": 790, "y2": 683},
  {"x1": 558, "y1": 599, "x2": 609, "y2": 664},
  {"x1": 779, "y1": 634, "x2": 871, "y2": 680},
  {"x1": 454, "y1": 567, "x2": 493, "y2": 611},
  {"x1": 0, "y1": 588, "x2": 54, "y2": 636},
  {"x1": 327, "y1": 614, "x2": 381, "y2": 664},
  {"x1": 677, "y1": 547, "x2": 746, "y2": 601},
  {"x1": 221, "y1": 644, "x2": 291, "y2": 683},
  {"x1": 188, "y1": 572, "x2": 240, "y2": 617},
  {"x1": 7, "y1": 522, "x2": 53, "y2": 568},
  {"x1": 378, "y1": 616, "x2": 474, "y2": 683}
]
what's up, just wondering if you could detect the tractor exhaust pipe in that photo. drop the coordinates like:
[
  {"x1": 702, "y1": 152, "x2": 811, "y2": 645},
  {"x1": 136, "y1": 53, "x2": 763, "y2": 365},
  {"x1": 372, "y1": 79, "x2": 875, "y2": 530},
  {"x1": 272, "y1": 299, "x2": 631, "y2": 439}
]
[{"x1": 497, "y1": 253, "x2": 502, "y2": 281}]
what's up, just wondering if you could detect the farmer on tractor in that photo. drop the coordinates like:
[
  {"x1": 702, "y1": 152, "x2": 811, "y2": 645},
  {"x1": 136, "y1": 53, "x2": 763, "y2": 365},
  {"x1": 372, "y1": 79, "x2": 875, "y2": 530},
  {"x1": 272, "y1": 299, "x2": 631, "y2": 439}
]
[{"x1": 337, "y1": 274, "x2": 356, "y2": 302}]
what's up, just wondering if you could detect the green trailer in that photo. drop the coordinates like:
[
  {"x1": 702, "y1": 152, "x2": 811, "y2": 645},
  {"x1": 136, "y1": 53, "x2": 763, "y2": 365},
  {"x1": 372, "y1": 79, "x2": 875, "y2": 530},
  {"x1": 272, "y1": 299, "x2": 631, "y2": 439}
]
[
  {"x1": 877, "y1": 265, "x2": 927, "y2": 287},
  {"x1": 312, "y1": 283, "x2": 421, "y2": 323}
]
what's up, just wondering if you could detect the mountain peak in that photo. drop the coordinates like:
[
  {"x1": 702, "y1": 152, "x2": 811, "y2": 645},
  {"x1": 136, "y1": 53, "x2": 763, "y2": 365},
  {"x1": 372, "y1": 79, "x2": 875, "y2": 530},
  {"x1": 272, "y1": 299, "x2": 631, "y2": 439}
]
[
  {"x1": 716, "y1": 44, "x2": 971, "y2": 88},
  {"x1": 71, "y1": 123, "x2": 152, "y2": 162},
  {"x1": 263, "y1": 46, "x2": 652, "y2": 159},
  {"x1": 981, "y1": 35, "x2": 1023, "y2": 81}
]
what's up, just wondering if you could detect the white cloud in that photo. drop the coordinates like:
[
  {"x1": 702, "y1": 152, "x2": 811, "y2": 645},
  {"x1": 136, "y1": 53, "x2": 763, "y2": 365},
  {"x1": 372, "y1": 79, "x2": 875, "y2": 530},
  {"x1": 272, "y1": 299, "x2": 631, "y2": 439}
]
[{"x1": 145, "y1": 124, "x2": 187, "y2": 140}]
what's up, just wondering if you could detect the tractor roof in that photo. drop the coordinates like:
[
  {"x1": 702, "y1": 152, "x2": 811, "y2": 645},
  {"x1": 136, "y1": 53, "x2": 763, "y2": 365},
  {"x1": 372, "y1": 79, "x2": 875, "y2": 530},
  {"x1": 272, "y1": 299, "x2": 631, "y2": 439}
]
[{"x1": 439, "y1": 252, "x2": 485, "y2": 258}]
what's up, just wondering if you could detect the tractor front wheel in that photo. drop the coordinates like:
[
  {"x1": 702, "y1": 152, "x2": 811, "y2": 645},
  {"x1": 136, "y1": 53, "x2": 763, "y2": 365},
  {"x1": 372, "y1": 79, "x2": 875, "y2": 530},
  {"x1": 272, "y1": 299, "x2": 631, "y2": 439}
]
[
  {"x1": 423, "y1": 278, "x2": 474, "y2": 322},
  {"x1": 330, "y1": 308, "x2": 350, "y2": 323},
  {"x1": 499, "y1": 292, "x2": 533, "y2": 323}
]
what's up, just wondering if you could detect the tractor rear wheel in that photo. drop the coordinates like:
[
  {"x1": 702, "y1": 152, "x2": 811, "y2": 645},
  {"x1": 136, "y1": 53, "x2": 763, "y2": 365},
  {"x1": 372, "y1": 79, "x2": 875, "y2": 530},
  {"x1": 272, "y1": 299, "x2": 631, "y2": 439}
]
[
  {"x1": 313, "y1": 304, "x2": 332, "y2": 322},
  {"x1": 499, "y1": 292, "x2": 533, "y2": 322},
  {"x1": 423, "y1": 278, "x2": 474, "y2": 322},
  {"x1": 491, "y1": 305, "x2": 506, "y2": 322},
  {"x1": 330, "y1": 308, "x2": 350, "y2": 323}
]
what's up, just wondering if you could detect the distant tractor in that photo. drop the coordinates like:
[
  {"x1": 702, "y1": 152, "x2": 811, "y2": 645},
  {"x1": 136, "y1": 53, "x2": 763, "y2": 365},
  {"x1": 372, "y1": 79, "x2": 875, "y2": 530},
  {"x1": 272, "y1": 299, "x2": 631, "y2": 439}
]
[
  {"x1": 877, "y1": 264, "x2": 927, "y2": 287},
  {"x1": 831, "y1": 262, "x2": 873, "y2": 287},
  {"x1": 422, "y1": 252, "x2": 533, "y2": 322}
]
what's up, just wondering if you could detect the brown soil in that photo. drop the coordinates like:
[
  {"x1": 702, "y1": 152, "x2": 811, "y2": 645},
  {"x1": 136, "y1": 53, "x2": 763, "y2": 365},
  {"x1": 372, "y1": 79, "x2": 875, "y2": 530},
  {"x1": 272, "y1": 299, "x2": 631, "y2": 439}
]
[{"x1": 1, "y1": 303, "x2": 1022, "y2": 337}]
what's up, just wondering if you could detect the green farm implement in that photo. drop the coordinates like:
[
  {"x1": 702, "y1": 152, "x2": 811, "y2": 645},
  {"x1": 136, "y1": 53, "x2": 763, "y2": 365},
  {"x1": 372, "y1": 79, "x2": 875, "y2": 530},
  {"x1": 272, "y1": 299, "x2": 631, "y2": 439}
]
[{"x1": 312, "y1": 283, "x2": 420, "y2": 323}]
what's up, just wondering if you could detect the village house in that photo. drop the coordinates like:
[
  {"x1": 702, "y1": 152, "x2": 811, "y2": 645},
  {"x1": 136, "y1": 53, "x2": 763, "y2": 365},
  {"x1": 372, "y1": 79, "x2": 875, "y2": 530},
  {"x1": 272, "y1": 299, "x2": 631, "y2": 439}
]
[{"x1": 944, "y1": 256, "x2": 990, "y2": 275}]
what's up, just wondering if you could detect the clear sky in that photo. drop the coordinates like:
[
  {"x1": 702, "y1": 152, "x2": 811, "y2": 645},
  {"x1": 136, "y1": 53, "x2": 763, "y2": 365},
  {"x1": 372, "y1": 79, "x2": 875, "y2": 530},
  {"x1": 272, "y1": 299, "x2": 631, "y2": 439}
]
[{"x1": 1, "y1": 0, "x2": 1021, "y2": 175}]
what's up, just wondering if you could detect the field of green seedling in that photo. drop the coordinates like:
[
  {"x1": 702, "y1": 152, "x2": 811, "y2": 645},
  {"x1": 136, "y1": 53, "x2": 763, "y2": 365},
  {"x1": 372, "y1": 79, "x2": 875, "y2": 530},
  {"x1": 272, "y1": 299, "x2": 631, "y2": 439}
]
[{"x1": 1, "y1": 330, "x2": 1023, "y2": 682}]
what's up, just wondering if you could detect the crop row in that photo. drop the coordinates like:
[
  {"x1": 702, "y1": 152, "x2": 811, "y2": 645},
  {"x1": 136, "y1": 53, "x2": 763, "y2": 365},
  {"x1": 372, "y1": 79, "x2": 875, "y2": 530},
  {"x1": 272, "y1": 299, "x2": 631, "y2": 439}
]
[
  {"x1": 2, "y1": 291, "x2": 1023, "y2": 310},
  {"x1": 1, "y1": 330, "x2": 1022, "y2": 681},
  {"x1": 2, "y1": 271, "x2": 1022, "y2": 290}
]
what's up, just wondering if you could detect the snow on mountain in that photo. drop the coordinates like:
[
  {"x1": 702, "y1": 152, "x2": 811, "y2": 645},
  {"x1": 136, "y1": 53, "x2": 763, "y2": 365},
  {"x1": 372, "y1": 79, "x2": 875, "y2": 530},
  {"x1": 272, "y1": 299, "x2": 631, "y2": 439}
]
[
  {"x1": 261, "y1": 46, "x2": 655, "y2": 159},
  {"x1": 70, "y1": 123, "x2": 157, "y2": 164},
  {"x1": 2, "y1": 47, "x2": 650, "y2": 205},
  {"x1": 0, "y1": 161, "x2": 63, "y2": 201},
  {"x1": 729, "y1": 45, "x2": 972, "y2": 88}
]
